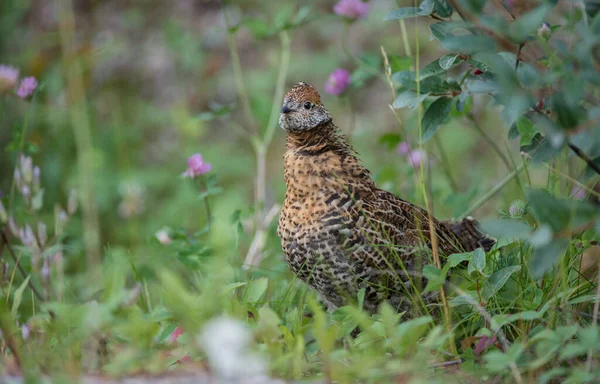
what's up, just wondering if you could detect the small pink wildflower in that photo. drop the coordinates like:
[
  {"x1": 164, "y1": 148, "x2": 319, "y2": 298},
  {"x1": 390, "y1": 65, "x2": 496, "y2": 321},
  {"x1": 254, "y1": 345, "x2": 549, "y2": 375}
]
[
  {"x1": 407, "y1": 149, "x2": 427, "y2": 168},
  {"x1": 0, "y1": 65, "x2": 19, "y2": 92},
  {"x1": 333, "y1": 0, "x2": 369, "y2": 19},
  {"x1": 324, "y1": 68, "x2": 351, "y2": 96},
  {"x1": 168, "y1": 326, "x2": 184, "y2": 344},
  {"x1": 396, "y1": 141, "x2": 411, "y2": 155},
  {"x1": 155, "y1": 228, "x2": 172, "y2": 245},
  {"x1": 537, "y1": 23, "x2": 551, "y2": 41},
  {"x1": 17, "y1": 77, "x2": 38, "y2": 99},
  {"x1": 183, "y1": 153, "x2": 212, "y2": 178}
]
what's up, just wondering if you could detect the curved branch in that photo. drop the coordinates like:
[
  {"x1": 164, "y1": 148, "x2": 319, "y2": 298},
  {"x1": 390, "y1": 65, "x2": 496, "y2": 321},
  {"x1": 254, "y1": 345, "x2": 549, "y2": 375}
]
[{"x1": 568, "y1": 142, "x2": 600, "y2": 176}]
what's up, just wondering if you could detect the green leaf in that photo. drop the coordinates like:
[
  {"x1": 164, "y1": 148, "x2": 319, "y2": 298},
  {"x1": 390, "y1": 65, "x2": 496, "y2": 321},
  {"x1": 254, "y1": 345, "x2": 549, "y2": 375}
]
[
  {"x1": 423, "y1": 265, "x2": 446, "y2": 293},
  {"x1": 468, "y1": 248, "x2": 486, "y2": 275},
  {"x1": 526, "y1": 189, "x2": 571, "y2": 232},
  {"x1": 433, "y1": 0, "x2": 453, "y2": 17},
  {"x1": 357, "y1": 287, "x2": 366, "y2": 310},
  {"x1": 439, "y1": 54, "x2": 459, "y2": 70},
  {"x1": 530, "y1": 238, "x2": 570, "y2": 279},
  {"x1": 387, "y1": 56, "x2": 413, "y2": 73},
  {"x1": 392, "y1": 89, "x2": 429, "y2": 110},
  {"x1": 447, "y1": 252, "x2": 471, "y2": 268},
  {"x1": 393, "y1": 71, "x2": 460, "y2": 94},
  {"x1": 384, "y1": 0, "x2": 435, "y2": 20},
  {"x1": 449, "y1": 291, "x2": 478, "y2": 307},
  {"x1": 516, "y1": 116, "x2": 537, "y2": 146},
  {"x1": 418, "y1": 56, "x2": 461, "y2": 80},
  {"x1": 528, "y1": 225, "x2": 553, "y2": 247},
  {"x1": 292, "y1": 6, "x2": 313, "y2": 26},
  {"x1": 521, "y1": 134, "x2": 562, "y2": 163},
  {"x1": 384, "y1": 7, "x2": 420, "y2": 20},
  {"x1": 440, "y1": 35, "x2": 497, "y2": 54},
  {"x1": 478, "y1": 219, "x2": 532, "y2": 240},
  {"x1": 244, "y1": 277, "x2": 269, "y2": 303},
  {"x1": 496, "y1": 310, "x2": 546, "y2": 326},
  {"x1": 243, "y1": 19, "x2": 272, "y2": 39},
  {"x1": 510, "y1": 4, "x2": 552, "y2": 41},
  {"x1": 551, "y1": 91, "x2": 581, "y2": 129},
  {"x1": 12, "y1": 275, "x2": 31, "y2": 315},
  {"x1": 483, "y1": 265, "x2": 521, "y2": 299},
  {"x1": 484, "y1": 343, "x2": 525, "y2": 372},
  {"x1": 526, "y1": 188, "x2": 600, "y2": 233},
  {"x1": 430, "y1": 21, "x2": 467, "y2": 41},
  {"x1": 395, "y1": 316, "x2": 433, "y2": 346},
  {"x1": 421, "y1": 97, "x2": 453, "y2": 142},
  {"x1": 379, "y1": 133, "x2": 403, "y2": 149},
  {"x1": 461, "y1": 0, "x2": 486, "y2": 13}
]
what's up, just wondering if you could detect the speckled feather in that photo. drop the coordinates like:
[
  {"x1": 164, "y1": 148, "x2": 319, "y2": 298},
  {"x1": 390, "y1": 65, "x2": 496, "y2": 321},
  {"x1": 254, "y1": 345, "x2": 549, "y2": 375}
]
[{"x1": 277, "y1": 83, "x2": 494, "y2": 314}]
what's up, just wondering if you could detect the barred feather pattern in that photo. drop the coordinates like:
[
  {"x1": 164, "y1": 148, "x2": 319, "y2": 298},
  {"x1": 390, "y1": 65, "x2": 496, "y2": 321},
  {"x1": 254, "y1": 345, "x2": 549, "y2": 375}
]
[{"x1": 278, "y1": 85, "x2": 494, "y2": 315}]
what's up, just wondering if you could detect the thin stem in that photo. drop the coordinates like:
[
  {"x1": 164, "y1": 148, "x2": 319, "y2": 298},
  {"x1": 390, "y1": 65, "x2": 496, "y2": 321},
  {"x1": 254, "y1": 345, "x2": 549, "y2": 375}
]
[
  {"x1": 245, "y1": 31, "x2": 291, "y2": 268},
  {"x1": 413, "y1": 6, "x2": 456, "y2": 355},
  {"x1": 459, "y1": 68, "x2": 473, "y2": 86},
  {"x1": 467, "y1": 113, "x2": 513, "y2": 172},
  {"x1": 399, "y1": 19, "x2": 412, "y2": 57},
  {"x1": 0, "y1": 230, "x2": 44, "y2": 302},
  {"x1": 460, "y1": 162, "x2": 527, "y2": 218},
  {"x1": 433, "y1": 135, "x2": 459, "y2": 192},
  {"x1": 58, "y1": 0, "x2": 102, "y2": 267},
  {"x1": 224, "y1": 10, "x2": 258, "y2": 133},
  {"x1": 521, "y1": 150, "x2": 600, "y2": 200},
  {"x1": 262, "y1": 30, "x2": 291, "y2": 147},
  {"x1": 196, "y1": 178, "x2": 212, "y2": 230}
]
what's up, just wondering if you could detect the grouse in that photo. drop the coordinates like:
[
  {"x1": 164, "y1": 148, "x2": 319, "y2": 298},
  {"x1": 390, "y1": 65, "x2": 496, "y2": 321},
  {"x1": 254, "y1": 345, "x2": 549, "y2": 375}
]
[{"x1": 277, "y1": 82, "x2": 494, "y2": 314}]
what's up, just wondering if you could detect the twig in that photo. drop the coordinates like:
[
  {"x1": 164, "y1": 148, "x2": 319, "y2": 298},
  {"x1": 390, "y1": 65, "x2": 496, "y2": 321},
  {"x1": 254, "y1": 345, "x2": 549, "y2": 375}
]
[
  {"x1": 429, "y1": 359, "x2": 463, "y2": 368},
  {"x1": 243, "y1": 204, "x2": 280, "y2": 268},
  {"x1": 568, "y1": 141, "x2": 600, "y2": 177},
  {"x1": 515, "y1": 43, "x2": 524, "y2": 70},
  {"x1": 0, "y1": 230, "x2": 44, "y2": 302},
  {"x1": 446, "y1": 0, "x2": 528, "y2": 60},
  {"x1": 467, "y1": 113, "x2": 513, "y2": 172},
  {"x1": 585, "y1": 262, "x2": 600, "y2": 372}
]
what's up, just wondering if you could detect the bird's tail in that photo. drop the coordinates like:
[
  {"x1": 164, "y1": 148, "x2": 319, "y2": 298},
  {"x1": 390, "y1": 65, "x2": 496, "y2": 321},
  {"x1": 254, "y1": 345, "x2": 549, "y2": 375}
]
[{"x1": 448, "y1": 217, "x2": 496, "y2": 252}]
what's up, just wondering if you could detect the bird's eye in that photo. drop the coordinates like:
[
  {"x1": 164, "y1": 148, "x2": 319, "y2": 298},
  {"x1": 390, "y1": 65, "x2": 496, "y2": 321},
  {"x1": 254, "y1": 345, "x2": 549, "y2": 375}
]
[{"x1": 303, "y1": 102, "x2": 312, "y2": 110}]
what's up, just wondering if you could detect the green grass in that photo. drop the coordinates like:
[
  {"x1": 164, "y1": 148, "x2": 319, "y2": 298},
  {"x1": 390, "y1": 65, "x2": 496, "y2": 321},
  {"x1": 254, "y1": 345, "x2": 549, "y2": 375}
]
[{"x1": 1, "y1": 1, "x2": 600, "y2": 383}]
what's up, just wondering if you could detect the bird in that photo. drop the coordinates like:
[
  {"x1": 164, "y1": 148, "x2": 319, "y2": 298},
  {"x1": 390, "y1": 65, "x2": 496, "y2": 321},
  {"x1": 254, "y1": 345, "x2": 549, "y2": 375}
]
[{"x1": 277, "y1": 82, "x2": 495, "y2": 315}]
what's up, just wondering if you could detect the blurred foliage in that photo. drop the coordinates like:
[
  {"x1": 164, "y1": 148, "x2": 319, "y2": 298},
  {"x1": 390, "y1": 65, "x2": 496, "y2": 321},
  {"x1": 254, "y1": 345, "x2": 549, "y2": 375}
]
[{"x1": 0, "y1": 0, "x2": 600, "y2": 382}]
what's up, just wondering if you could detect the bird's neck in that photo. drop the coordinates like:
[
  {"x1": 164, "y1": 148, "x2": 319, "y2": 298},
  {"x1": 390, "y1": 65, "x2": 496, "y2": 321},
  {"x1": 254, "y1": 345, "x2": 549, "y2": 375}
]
[
  {"x1": 285, "y1": 121, "x2": 349, "y2": 154},
  {"x1": 283, "y1": 121, "x2": 373, "y2": 195}
]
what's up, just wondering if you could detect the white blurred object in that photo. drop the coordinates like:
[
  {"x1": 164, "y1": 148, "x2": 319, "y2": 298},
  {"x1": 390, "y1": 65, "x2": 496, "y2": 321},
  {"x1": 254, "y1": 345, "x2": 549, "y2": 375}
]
[{"x1": 198, "y1": 316, "x2": 279, "y2": 383}]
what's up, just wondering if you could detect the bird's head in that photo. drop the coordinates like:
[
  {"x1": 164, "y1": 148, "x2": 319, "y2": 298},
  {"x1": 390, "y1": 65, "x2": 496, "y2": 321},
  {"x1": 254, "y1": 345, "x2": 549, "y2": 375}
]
[{"x1": 279, "y1": 82, "x2": 332, "y2": 132}]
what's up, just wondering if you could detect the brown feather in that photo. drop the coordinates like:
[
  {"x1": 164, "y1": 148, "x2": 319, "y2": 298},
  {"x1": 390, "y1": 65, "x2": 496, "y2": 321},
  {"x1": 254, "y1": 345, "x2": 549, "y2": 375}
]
[{"x1": 278, "y1": 83, "x2": 494, "y2": 314}]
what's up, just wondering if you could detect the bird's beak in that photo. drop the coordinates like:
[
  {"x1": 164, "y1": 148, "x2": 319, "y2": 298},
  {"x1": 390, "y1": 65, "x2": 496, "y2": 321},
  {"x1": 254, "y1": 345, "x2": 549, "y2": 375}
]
[{"x1": 281, "y1": 103, "x2": 291, "y2": 114}]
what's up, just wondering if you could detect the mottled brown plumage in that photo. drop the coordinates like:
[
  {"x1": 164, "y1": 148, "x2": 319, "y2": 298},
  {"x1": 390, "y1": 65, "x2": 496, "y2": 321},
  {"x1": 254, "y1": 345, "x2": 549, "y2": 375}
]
[{"x1": 277, "y1": 82, "x2": 494, "y2": 314}]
